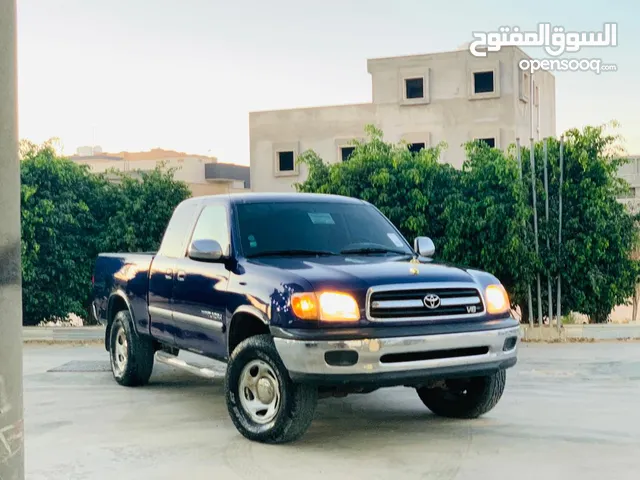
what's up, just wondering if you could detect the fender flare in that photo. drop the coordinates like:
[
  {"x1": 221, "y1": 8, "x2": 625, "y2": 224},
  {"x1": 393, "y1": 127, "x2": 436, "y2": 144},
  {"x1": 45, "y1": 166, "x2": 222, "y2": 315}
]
[
  {"x1": 105, "y1": 290, "x2": 138, "y2": 350},
  {"x1": 226, "y1": 305, "x2": 270, "y2": 356}
]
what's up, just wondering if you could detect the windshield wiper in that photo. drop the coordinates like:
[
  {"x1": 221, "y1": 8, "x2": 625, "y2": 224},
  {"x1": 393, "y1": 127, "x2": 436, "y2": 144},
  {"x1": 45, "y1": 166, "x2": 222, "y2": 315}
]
[
  {"x1": 340, "y1": 247, "x2": 411, "y2": 256},
  {"x1": 246, "y1": 249, "x2": 338, "y2": 258}
]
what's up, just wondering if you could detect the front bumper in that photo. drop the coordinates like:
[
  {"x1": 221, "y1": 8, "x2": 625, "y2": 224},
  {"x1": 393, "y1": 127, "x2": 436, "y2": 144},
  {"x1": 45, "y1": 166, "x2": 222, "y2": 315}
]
[{"x1": 274, "y1": 325, "x2": 520, "y2": 387}]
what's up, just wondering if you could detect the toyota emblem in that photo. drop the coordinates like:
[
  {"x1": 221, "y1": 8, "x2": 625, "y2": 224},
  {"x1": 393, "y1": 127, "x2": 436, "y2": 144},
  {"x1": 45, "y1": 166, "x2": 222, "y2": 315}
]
[{"x1": 423, "y1": 294, "x2": 441, "y2": 309}]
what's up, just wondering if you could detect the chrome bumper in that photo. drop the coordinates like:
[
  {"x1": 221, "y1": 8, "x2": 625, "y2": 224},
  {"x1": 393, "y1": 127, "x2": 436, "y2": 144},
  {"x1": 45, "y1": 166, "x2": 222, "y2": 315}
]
[{"x1": 274, "y1": 326, "x2": 520, "y2": 377}]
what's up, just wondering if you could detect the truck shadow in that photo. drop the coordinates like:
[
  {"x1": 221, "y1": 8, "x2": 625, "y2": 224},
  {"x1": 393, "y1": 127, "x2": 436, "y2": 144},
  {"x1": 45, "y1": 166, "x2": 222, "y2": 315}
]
[{"x1": 146, "y1": 372, "x2": 475, "y2": 445}]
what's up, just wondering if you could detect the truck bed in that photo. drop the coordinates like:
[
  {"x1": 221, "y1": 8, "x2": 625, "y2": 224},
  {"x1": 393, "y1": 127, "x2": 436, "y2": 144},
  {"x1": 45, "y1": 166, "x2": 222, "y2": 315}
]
[{"x1": 92, "y1": 252, "x2": 155, "y2": 325}]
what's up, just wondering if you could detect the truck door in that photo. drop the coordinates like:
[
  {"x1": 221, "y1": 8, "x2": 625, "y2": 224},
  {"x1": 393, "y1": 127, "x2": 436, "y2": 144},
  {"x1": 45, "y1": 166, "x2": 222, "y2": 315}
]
[
  {"x1": 148, "y1": 256, "x2": 178, "y2": 346},
  {"x1": 148, "y1": 200, "x2": 200, "y2": 346},
  {"x1": 171, "y1": 203, "x2": 230, "y2": 359}
]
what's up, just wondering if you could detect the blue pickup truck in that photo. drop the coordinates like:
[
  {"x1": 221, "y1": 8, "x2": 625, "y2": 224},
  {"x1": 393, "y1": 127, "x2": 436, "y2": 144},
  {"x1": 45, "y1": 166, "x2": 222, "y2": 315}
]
[{"x1": 91, "y1": 192, "x2": 519, "y2": 443}]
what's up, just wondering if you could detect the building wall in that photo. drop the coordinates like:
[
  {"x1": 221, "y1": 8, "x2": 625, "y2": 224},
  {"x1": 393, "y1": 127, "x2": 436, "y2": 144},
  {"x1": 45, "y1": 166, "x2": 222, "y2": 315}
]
[
  {"x1": 250, "y1": 103, "x2": 377, "y2": 192},
  {"x1": 608, "y1": 156, "x2": 640, "y2": 322},
  {"x1": 189, "y1": 181, "x2": 248, "y2": 197},
  {"x1": 72, "y1": 149, "x2": 251, "y2": 197},
  {"x1": 617, "y1": 156, "x2": 640, "y2": 195},
  {"x1": 74, "y1": 156, "x2": 212, "y2": 184},
  {"x1": 250, "y1": 46, "x2": 556, "y2": 193}
]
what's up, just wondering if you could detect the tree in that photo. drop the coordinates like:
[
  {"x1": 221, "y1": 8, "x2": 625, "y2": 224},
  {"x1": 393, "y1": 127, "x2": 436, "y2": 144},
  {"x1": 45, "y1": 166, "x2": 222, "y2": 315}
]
[
  {"x1": 20, "y1": 140, "x2": 113, "y2": 325},
  {"x1": 99, "y1": 165, "x2": 192, "y2": 253},
  {"x1": 20, "y1": 142, "x2": 192, "y2": 325},
  {"x1": 295, "y1": 123, "x2": 640, "y2": 324},
  {"x1": 295, "y1": 125, "x2": 459, "y2": 248},
  {"x1": 518, "y1": 126, "x2": 640, "y2": 323},
  {"x1": 440, "y1": 140, "x2": 536, "y2": 310}
]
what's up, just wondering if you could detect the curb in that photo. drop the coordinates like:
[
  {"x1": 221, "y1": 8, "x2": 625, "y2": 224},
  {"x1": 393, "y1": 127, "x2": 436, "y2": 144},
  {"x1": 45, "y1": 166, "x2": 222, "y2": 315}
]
[
  {"x1": 520, "y1": 324, "x2": 640, "y2": 341},
  {"x1": 23, "y1": 326, "x2": 105, "y2": 342}
]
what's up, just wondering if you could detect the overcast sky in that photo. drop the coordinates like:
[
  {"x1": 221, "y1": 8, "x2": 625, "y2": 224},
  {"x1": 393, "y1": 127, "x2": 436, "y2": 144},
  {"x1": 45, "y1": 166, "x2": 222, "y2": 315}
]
[{"x1": 17, "y1": 0, "x2": 639, "y2": 165}]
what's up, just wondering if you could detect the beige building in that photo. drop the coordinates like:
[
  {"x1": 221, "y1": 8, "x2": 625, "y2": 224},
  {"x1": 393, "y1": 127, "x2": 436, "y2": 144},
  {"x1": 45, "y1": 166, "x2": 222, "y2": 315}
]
[
  {"x1": 250, "y1": 46, "x2": 556, "y2": 192},
  {"x1": 70, "y1": 147, "x2": 250, "y2": 196},
  {"x1": 605, "y1": 155, "x2": 640, "y2": 323},
  {"x1": 617, "y1": 155, "x2": 640, "y2": 206}
]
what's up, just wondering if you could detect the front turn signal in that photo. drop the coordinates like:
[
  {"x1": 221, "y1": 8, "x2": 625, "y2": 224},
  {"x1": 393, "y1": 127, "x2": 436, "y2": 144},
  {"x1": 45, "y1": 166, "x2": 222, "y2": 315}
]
[
  {"x1": 485, "y1": 284, "x2": 510, "y2": 314},
  {"x1": 291, "y1": 292, "x2": 319, "y2": 320}
]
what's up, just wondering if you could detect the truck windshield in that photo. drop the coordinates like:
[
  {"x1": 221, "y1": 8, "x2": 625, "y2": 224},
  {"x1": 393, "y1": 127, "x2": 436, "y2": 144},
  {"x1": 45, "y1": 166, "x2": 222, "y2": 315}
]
[{"x1": 235, "y1": 201, "x2": 414, "y2": 258}]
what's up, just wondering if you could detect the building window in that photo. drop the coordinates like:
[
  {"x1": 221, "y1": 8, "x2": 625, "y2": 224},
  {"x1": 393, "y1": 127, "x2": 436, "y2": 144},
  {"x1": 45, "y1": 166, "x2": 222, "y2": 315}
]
[
  {"x1": 277, "y1": 151, "x2": 295, "y2": 172},
  {"x1": 473, "y1": 71, "x2": 494, "y2": 94},
  {"x1": 409, "y1": 143, "x2": 425, "y2": 153},
  {"x1": 341, "y1": 146, "x2": 355, "y2": 161},
  {"x1": 520, "y1": 71, "x2": 531, "y2": 102},
  {"x1": 534, "y1": 84, "x2": 540, "y2": 106},
  {"x1": 404, "y1": 78, "x2": 424, "y2": 99},
  {"x1": 478, "y1": 138, "x2": 496, "y2": 148}
]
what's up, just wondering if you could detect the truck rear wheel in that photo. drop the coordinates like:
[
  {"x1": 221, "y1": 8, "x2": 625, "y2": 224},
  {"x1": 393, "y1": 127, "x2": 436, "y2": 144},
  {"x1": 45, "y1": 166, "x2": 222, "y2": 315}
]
[
  {"x1": 225, "y1": 334, "x2": 317, "y2": 444},
  {"x1": 416, "y1": 370, "x2": 506, "y2": 419},
  {"x1": 109, "y1": 310, "x2": 155, "y2": 387}
]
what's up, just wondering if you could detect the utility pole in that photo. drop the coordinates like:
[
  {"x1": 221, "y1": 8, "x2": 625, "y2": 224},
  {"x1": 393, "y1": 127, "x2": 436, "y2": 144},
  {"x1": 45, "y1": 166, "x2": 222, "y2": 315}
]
[{"x1": 0, "y1": 0, "x2": 25, "y2": 478}]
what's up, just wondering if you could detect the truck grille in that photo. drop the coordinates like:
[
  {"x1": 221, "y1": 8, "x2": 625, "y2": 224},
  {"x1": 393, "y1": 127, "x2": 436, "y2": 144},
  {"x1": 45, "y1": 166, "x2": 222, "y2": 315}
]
[{"x1": 366, "y1": 284, "x2": 485, "y2": 321}]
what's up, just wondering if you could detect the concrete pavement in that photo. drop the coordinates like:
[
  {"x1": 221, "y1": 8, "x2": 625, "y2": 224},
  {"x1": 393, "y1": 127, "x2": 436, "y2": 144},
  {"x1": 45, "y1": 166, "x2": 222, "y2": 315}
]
[{"x1": 22, "y1": 343, "x2": 640, "y2": 480}]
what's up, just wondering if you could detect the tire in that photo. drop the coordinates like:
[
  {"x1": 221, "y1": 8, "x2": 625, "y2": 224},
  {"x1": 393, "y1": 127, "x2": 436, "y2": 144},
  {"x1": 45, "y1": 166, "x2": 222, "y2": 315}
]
[
  {"x1": 416, "y1": 369, "x2": 507, "y2": 419},
  {"x1": 225, "y1": 334, "x2": 318, "y2": 444},
  {"x1": 109, "y1": 310, "x2": 155, "y2": 387}
]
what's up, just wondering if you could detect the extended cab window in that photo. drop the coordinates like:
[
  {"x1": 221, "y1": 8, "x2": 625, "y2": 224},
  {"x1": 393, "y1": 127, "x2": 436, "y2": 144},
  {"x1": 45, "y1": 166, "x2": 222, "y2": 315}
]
[
  {"x1": 190, "y1": 204, "x2": 230, "y2": 256},
  {"x1": 157, "y1": 201, "x2": 200, "y2": 258},
  {"x1": 235, "y1": 201, "x2": 413, "y2": 257}
]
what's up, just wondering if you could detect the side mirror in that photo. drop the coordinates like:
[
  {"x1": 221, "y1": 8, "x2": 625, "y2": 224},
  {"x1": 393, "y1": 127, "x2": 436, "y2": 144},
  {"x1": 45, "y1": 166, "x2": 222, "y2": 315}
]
[
  {"x1": 414, "y1": 236, "x2": 435, "y2": 257},
  {"x1": 188, "y1": 239, "x2": 223, "y2": 262}
]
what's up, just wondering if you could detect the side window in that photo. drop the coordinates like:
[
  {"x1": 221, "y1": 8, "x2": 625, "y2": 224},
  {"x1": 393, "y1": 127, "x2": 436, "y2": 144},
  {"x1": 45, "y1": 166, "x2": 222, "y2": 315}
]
[
  {"x1": 189, "y1": 205, "x2": 230, "y2": 256},
  {"x1": 157, "y1": 202, "x2": 199, "y2": 258}
]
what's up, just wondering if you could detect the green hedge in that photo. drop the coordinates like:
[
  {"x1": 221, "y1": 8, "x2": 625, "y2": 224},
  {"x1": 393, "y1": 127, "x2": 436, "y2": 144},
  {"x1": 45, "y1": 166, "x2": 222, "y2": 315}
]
[
  {"x1": 20, "y1": 140, "x2": 191, "y2": 326},
  {"x1": 296, "y1": 124, "x2": 639, "y2": 324},
  {"x1": 20, "y1": 123, "x2": 638, "y2": 325}
]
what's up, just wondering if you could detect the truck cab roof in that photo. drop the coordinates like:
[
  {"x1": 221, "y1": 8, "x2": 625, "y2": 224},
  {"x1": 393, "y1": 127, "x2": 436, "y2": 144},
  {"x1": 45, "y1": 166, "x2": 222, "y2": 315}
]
[{"x1": 179, "y1": 192, "x2": 369, "y2": 207}]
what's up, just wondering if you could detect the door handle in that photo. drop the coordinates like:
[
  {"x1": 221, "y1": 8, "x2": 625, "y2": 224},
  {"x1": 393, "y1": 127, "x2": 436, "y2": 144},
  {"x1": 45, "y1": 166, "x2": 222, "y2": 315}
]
[
  {"x1": 176, "y1": 270, "x2": 186, "y2": 282},
  {"x1": 165, "y1": 269, "x2": 173, "y2": 280}
]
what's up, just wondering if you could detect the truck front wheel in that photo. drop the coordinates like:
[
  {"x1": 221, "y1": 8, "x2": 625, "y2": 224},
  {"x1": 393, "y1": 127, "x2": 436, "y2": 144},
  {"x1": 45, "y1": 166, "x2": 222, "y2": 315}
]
[
  {"x1": 416, "y1": 370, "x2": 506, "y2": 419},
  {"x1": 109, "y1": 310, "x2": 155, "y2": 387},
  {"x1": 225, "y1": 334, "x2": 317, "y2": 444}
]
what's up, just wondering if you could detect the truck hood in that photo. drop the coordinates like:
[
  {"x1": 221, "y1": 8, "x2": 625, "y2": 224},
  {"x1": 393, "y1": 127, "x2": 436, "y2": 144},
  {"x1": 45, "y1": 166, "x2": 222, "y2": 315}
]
[{"x1": 249, "y1": 255, "x2": 479, "y2": 291}]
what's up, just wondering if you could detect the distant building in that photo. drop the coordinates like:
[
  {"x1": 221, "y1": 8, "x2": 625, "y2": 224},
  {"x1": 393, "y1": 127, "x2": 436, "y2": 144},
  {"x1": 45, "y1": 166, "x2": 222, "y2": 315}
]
[
  {"x1": 617, "y1": 156, "x2": 640, "y2": 220},
  {"x1": 617, "y1": 156, "x2": 640, "y2": 199},
  {"x1": 70, "y1": 147, "x2": 250, "y2": 196},
  {"x1": 76, "y1": 145, "x2": 102, "y2": 156},
  {"x1": 249, "y1": 45, "x2": 556, "y2": 192}
]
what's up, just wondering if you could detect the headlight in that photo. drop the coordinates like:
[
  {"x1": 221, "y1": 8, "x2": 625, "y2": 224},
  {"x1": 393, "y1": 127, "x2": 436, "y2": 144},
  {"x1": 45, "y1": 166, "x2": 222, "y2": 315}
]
[
  {"x1": 318, "y1": 292, "x2": 360, "y2": 321},
  {"x1": 485, "y1": 284, "x2": 510, "y2": 314},
  {"x1": 291, "y1": 291, "x2": 360, "y2": 322}
]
